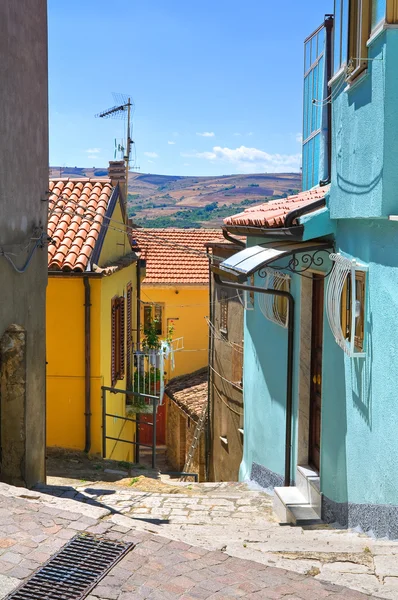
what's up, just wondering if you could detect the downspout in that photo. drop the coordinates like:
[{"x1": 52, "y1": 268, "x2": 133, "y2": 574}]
[
  {"x1": 319, "y1": 14, "x2": 334, "y2": 187},
  {"x1": 205, "y1": 255, "x2": 213, "y2": 480},
  {"x1": 284, "y1": 198, "x2": 326, "y2": 229},
  {"x1": 83, "y1": 276, "x2": 91, "y2": 453},
  {"x1": 222, "y1": 228, "x2": 246, "y2": 248},
  {"x1": 135, "y1": 259, "x2": 141, "y2": 463},
  {"x1": 214, "y1": 273, "x2": 294, "y2": 487}
]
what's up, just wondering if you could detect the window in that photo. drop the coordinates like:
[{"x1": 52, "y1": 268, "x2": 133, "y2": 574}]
[
  {"x1": 143, "y1": 304, "x2": 163, "y2": 336},
  {"x1": 333, "y1": 0, "x2": 349, "y2": 74},
  {"x1": 303, "y1": 24, "x2": 326, "y2": 190},
  {"x1": 326, "y1": 253, "x2": 367, "y2": 357},
  {"x1": 126, "y1": 283, "x2": 133, "y2": 388},
  {"x1": 111, "y1": 295, "x2": 125, "y2": 386},
  {"x1": 258, "y1": 269, "x2": 290, "y2": 328},
  {"x1": 220, "y1": 291, "x2": 228, "y2": 335},
  {"x1": 341, "y1": 270, "x2": 366, "y2": 353},
  {"x1": 373, "y1": 0, "x2": 386, "y2": 27},
  {"x1": 348, "y1": 0, "x2": 371, "y2": 78}
]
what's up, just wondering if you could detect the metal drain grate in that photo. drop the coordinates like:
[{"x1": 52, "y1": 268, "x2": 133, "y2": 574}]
[{"x1": 6, "y1": 533, "x2": 134, "y2": 600}]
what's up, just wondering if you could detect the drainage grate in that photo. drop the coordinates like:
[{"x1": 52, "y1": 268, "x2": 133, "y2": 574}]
[{"x1": 6, "y1": 533, "x2": 134, "y2": 600}]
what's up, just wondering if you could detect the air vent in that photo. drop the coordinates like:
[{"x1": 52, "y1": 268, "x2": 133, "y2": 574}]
[{"x1": 6, "y1": 533, "x2": 134, "y2": 600}]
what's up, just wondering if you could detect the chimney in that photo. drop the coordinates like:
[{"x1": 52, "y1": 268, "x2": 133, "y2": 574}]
[{"x1": 108, "y1": 161, "x2": 126, "y2": 187}]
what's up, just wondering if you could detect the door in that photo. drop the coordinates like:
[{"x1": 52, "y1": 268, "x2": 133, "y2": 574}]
[{"x1": 309, "y1": 275, "x2": 324, "y2": 472}]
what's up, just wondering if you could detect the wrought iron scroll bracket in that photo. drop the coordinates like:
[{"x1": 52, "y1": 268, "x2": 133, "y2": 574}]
[{"x1": 258, "y1": 249, "x2": 333, "y2": 279}]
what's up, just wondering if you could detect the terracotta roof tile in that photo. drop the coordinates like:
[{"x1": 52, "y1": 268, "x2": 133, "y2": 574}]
[
  {"x1": 47, "y1": 178, "x2": 114, "y2": 272},
  {"x1": 165, "y1": 368, "x2": 208, "y2": 421},
  {"x1": 223, "y1": 187, "x2": 328, "y2": 229},
  {"x1": 132, "y1": 228, "x2": 226, "y2": 285}
]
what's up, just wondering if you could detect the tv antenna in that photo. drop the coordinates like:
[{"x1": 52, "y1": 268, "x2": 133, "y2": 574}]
[{"x1": 96, "y1": 93, "x2": 135, "y2": 199}]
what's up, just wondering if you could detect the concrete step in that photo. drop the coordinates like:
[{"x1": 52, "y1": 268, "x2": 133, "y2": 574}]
[
  {"x1": 273, "y1": 485, "x2": 322, "y2": 525},
  {"x1": 296, "y1": 465, "x2": 321, "y2": 517}
]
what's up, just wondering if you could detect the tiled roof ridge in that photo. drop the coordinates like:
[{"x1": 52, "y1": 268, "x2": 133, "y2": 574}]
[
  {"x1": 49, "y1": 177, "x2": 111, "y2": 183},
  {"x1": 165, "y1": 367, "x2": 208, "y2": 421},
  {"x1": 165, "y1": 367, "x2": 208, "y2": 396},
  {"x1": 223, "y1": 186, "x2": 328, "y2": 229}
]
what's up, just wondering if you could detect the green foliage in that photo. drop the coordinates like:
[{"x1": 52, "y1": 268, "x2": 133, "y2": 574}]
[{"x1": 248, "y1": 183, "x2": 259, "y2": 187}]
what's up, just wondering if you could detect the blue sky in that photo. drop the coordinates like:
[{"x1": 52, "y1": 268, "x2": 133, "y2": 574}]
[{"x1": 48, "y1": 0, "x2": 332, "y2": 176}]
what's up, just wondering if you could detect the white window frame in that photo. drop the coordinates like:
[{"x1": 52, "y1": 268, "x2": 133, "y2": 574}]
[
  {"x1": 326, "y1": 253, "x2": 368, "y2": 357},
  {"x1": 258, "y1": 268, "x2": 291, "y2": 328}
]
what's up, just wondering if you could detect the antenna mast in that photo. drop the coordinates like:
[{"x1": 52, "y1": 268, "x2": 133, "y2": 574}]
[{"x1": 96, "y1": 93, "x2": 134, "y2": 204}]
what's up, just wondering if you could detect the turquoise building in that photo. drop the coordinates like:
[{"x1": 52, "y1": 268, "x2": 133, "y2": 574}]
[{"x1": 216, "y1": 0, "x2": 398, "y2": 538}]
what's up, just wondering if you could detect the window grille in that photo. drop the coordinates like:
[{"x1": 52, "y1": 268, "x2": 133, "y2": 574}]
[
  {"x1": 126, "y1": 283, "x2": 133, "y2": 388},
  {"x1": 220, "y1": 290, "x2": 228, "y2": 334},
  {"x1": 326, "y1": 253, "x2": 367, "y2": 357},
  {"x1": 258, "y1": 268, "x2": 290, "y2": 328},
  {"x1": 237, "y1": 275, "x2": 255, "y2": 311}
]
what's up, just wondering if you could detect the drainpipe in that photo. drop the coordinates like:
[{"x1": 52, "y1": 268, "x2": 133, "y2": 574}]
[
  {"x1": 222, "y1": 228, "x2": 246, "y2": 248},
  {"x1": 319, "y1": 14, "x2": 334, "y2": 187},
  {"x1": 284, "y1": 198, "x2": 326, "y2": 229},
  {"x1": 83, "y1": 276, "x2": 91, "y2": 454},
  {"x1": 213, "y1": 273, "x2": 294, "y2": 487},
  {"x1": 135, "y1": 260, "x2": 141, "y2": 463},
  {"x1": 205, "y1": 256, "x2": 213, "y2": 481}
]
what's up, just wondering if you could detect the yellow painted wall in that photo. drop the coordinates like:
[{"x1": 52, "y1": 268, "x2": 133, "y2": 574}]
[
  {"x1": 98, "y1": 199, "x2": 128, "y2": 266},
  {"x1": 47, "y1": 266, "x2": 138, "y2": 460},
  {"x1": 140, "y1": 285, "x2": 209, "y2": 379},
  {"x1": 100, "y1": 265, "x2": 137, "y2": 462},
  {"x1": 47, "y1": 276, "x2": 102, "y2": 452}
]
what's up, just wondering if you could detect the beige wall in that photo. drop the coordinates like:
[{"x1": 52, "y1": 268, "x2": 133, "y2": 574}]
[{"x1": 0, "y1": 1, "x2": 48, "y2": 487}]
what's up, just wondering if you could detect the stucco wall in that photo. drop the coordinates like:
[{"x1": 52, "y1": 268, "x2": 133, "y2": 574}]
[
  {"x1": 329, "y1": 30, "x2": 398, "y2": 219},
  {"x1": 239, "y1": 237, "x2": 303, "y2": 486},
  {"x1": 166, "y1": 396, "x2": 205, "y2": 481},
  {"x1": 322, "y1": 219, "x2": 398, "y2": 507},
  {"x1": 0, "y1": 1, "x2": 48, "y2": 486}
]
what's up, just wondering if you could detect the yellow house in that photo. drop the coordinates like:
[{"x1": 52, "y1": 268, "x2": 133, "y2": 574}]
[
  {"x1": 46, "y1": 176, "x2": 140, "y2": 461},
  {"x1": 132, "y1": 229, "x2": 225, "y2": 378}
]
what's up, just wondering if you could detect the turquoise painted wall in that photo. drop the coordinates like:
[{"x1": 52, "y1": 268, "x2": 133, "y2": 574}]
[
  {"x1": 239, "y1": 237, "x2": 303, "y2": 484},
  {"x1": 329, "y1": 30, "x2": 398, "y2": 219},
  {"x1": 321, "y1": 218, "x2": 398, "y2": 506}
]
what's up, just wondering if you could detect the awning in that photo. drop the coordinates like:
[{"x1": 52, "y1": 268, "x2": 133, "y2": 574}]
[{"x1": 214, "y1": 240, "x2": 333, "y2": 281}]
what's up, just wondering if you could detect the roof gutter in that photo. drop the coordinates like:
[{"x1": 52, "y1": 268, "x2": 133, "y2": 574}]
[
  {"x1": 222, "y1": 228, "x2": 246, "y2": 248},
  {"x1": 284, "y1": 198, "x2": 327, "y2": 229},
  {"x1": 213, "y1": 272, "x2": 294, "y2": 488},
  {"x1": 223, "y1": 224, "x2": 304, "y2": 239},
  {"x1": 83, "y1": 276, "x2": 92, "y2": 454}
]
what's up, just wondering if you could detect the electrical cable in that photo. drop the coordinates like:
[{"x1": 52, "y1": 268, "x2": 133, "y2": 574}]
[
  {"x1": 209, "y1": 364, "x2": 243, "y2": 391},
  {"x1": 213, "y1": 385, "x2": 243, "y2": 416}
]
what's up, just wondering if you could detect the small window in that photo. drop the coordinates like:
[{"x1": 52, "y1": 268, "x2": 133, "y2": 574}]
[
  {"x1": 333, "y1": 0, "x2": 350, "y2": 74},
  {"x1": 326, "y1": 253, "x2": 367, "y2": 357},
  {"x1": 372, "y1": 0, "x2": 386, "y2": 27},
  {"x1": 348, "y1": 0, "x2": 371, "y2": 79},
  {"x1": 258, "y1": 269, "x2": 290, "y2": 328},
  {"x1": 220, "y1": 291, "x2": 228, "y2": 335},
  {"x1": 111, "y1": 296, "x2": 125, "y2": 386},
  {"x1": 341, "y1": 270, "x2": 366, "y2": 353},
  {"x1": 143, "y1": 304, "x2": 163, "y2": 336}
]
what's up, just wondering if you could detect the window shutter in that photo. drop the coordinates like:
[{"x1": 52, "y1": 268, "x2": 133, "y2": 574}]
[
  {"x1": 111, "y1": 297, "x2": 117, "y2": 386},
  {"x1": 119, "y1": 296, "x2": 125, "y2": 380},
  {"x1": 126, "y1": 283, "x2": 133, "y2": 388}
]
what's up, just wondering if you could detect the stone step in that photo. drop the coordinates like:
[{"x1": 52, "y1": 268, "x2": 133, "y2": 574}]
[
  {"x1": 273, "y1": 486, "x2": 322, "y2": 525},
  {"x1": 296, "y1": 465, "x2": 321, "y2": 517}
]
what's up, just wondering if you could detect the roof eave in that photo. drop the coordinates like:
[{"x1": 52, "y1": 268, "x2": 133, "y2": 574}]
[{"x1": 223, "y1": 224, "x2": 304, "y2": 239}]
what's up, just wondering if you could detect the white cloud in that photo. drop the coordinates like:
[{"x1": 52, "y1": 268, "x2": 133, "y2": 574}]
[
  {"x1": 168, "y1": 141, "x2": 176, "y2": 145},
  {"x1": 183, "y1": 145, "x2": 301, "y2": 173},
  {"x1": 147, "y1": 160, "x2": 154, "y2": 164},
  {"x1": 86, "y1": 148, "x2": 101, "y2": 154},
  {"x1": 295, "y1": 133, "x2": 303, "y2": 144},
  {"x1": 144, "y1": 151, "x2": 158, "y2": 158},
  {"x1": 196, "y1": 132, "x2": 215, "y2": 137},
  {"x1": 87, "y1": 155, "x2": 99, "y2": 160},
  {"x1": 183, "y1": 163, "x2": 190, "y2": 167},
  {"x1": 247, "y1": 132, "x2": 253, "y2": 136},
  {"x1": 233, "y1": 133, "x2": 241, "y2": 137}
]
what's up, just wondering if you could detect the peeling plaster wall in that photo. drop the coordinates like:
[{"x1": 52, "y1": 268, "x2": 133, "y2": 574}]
[{"x1": 0, "y1": 1, "x2": 48, "y2": 486}]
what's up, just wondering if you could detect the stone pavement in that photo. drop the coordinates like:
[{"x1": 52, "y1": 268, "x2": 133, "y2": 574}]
[
  {"x1": 28, "y1": 477, "x2": 398, "y2": 599},
  {"x1": 0, "y1": 483, "x2": 372, "y2": 600}
]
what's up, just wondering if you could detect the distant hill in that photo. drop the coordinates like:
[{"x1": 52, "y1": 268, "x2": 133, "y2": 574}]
[{"x1": 49, "y1": 167, "x2": 301, "y2": 228}]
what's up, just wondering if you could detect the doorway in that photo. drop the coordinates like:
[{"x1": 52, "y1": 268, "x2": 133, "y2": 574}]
[{"x1": 309, "y1": 274, "x2": 324, "y2": 472}]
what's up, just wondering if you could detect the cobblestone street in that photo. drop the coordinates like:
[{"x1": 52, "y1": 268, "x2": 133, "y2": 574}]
[{"x1": 0, "y1": 483, "x2": 374, "y2": 600}]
